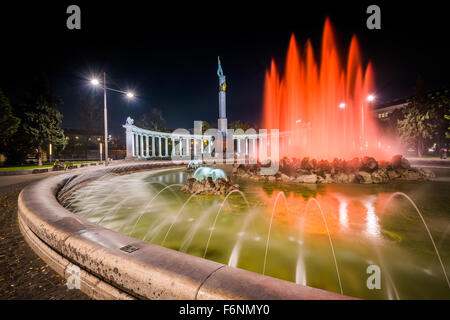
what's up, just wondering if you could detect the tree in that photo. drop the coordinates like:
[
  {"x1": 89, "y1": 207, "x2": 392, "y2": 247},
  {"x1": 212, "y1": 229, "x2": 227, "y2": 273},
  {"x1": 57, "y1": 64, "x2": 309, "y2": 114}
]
[
  {"x1": 229, "y1": 120, "x2": 252, "y2": 131},
  {"x1": 22, "y1": 96, "x2": 66, "y2": 165},
  {"x1": 136, "y1": 108, "x2": 166, "y2": 131},
  {"x1": 397, "y1": 106, "x2": 438, "y2": 156},
  {"x1": 446, "y1": 107, "x2": 450, "y2": 139},
  {"x1": 199, "y1": 121, "x2": 210, "y2": 134},
  {"x1": 397, "y1": 76, "x2": 440, "y2": 157},
  {"x1": 0, "y1": 89, "x2": 20, "y2": 155},
  {"x1": 433, "y1": 92, "x2": 450, "y2": 141},
  {"x1": 4, "y1": 74, "x2": 66, "y2": 165},
  {"x1": 432, "y1": 91, "x2": 450, "y2": 150}
]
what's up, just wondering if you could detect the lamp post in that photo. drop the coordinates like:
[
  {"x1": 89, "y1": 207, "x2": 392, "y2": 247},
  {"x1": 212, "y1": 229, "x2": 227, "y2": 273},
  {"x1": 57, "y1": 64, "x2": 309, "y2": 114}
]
[
  {"x1": 90, "y1": 74, "x2": 135, "y2": 166},
  {"x1": 103, "y1": 72, "x2": 108, "y2": 165},
  {"x1": 361, "y1": 95, "x2": 375, "y2": 151},
  {"x1": 339, "y1": 103, "x2": 346, "y2": 144}
]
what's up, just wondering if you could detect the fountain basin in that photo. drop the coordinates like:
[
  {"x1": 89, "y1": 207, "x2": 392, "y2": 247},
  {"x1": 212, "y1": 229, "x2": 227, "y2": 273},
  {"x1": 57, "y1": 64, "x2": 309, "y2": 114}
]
[
  {"x1": 17, "y1": 162, "x2": 350, "y2": 300},
  {"x1": 60, "y1": 164, "x2": 450, "y2": 299}
]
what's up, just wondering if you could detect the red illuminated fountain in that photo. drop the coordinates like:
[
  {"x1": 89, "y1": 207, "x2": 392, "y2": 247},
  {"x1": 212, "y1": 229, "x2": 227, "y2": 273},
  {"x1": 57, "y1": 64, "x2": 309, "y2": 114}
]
[{"x1": 262, "y1": 19, "x2": 387, "y2": 160}]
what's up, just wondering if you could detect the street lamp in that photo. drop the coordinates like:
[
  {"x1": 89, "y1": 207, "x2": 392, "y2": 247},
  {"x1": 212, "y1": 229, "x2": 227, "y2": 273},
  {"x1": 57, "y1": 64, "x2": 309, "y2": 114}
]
[
  {"x1": 90, "y1": 73, "x2": 135, "y2": 166},
  {"x1": 339, "y1": 103, "x2": 347, "y2": 144},
  {"x1": 361, "y1": 94, "x2": 375, "y2": 152}
]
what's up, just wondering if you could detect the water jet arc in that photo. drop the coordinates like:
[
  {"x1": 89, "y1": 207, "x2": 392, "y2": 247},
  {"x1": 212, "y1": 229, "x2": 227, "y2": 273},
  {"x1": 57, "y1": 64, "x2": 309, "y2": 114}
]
[{"x1": 383, "y1": 192, "x2": 450, "y2": 289}]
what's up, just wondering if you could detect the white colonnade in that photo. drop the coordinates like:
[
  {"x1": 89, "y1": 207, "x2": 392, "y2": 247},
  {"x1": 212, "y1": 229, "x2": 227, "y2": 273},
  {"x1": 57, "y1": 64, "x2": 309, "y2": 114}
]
[{"x1": 123, "y1": 117, "x2": 283, "y2": 161}]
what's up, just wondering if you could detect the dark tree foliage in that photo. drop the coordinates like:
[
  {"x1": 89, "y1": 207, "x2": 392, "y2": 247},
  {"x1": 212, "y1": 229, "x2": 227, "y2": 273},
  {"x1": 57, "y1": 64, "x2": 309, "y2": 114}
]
[
  {"x1": 397, "y1": 76, "x2": 448, "y2": 156},
  {"x1": 3, "y1": 74, "x2": 66, "y2": 165},
  {"x1": 229, "y1": 120, "x2": 252, "y2": 132},
  {"x1": 446, "y1": 107, "x2": 450, "y2": 139},
  {"x1": 0, "y1": 89, "x2": 20, "y2": 155},
  {"x1": 136, "y1": 108, "x2": 166, "y2": 132},
  {"x1": 22, "y1": 97, "x2": 66, "y2": 165},
  {"x1": 199, "y1": 121, "x2": 210, "y2": 134},
  {"x1": 431, "y1": 91, "x2": 450, "y2": 148}
]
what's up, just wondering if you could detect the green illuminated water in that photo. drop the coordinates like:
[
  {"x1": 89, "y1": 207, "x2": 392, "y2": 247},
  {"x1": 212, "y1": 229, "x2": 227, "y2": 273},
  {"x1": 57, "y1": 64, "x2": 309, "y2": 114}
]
[{"x1": 66, "y1": 167, "x2": 450, "y2": 299}]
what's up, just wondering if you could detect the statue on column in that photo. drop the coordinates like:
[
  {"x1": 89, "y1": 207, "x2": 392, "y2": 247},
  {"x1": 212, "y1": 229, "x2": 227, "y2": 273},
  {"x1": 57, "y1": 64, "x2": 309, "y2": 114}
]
[
  {"x1": 126, "y1": 117, "x2": 134, "y2": 125},
  {"x1": 217, "y1": 56, "x2": 228, "y2": 144},
  {"x1": 217, "y1": 56, "x2": 226, "y2": 92}
]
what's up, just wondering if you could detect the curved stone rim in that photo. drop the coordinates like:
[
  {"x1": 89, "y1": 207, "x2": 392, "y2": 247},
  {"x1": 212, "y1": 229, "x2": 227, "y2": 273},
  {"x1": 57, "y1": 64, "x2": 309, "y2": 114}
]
[{"x1": 18, "y1": 161, "x2": 354, "y2": 300}]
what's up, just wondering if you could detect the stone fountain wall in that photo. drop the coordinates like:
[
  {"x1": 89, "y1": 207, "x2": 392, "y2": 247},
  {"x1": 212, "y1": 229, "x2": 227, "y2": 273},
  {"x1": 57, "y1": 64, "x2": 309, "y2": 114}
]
[{"x1": 17, "y1": 161, "x2": 353, "y2": 300}]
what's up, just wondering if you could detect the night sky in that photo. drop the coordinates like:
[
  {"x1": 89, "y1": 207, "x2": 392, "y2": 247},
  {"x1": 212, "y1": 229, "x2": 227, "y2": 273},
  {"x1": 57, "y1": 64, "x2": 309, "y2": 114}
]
[{"x1": 1, "y1": 1, "x2": 449, "y2": 136}]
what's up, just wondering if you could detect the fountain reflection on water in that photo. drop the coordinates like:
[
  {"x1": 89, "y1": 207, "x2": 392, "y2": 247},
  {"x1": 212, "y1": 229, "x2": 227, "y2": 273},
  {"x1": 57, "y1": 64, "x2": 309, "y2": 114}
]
[{"x1": 63, "y1": 168, "x2": 450, "y2": 299}]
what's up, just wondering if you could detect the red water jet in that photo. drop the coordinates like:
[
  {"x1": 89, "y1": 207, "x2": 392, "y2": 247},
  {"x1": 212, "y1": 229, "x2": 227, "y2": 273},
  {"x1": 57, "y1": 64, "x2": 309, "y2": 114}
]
[{"x1": 262, "y1": 19, "x2": 388, "y2": 160}]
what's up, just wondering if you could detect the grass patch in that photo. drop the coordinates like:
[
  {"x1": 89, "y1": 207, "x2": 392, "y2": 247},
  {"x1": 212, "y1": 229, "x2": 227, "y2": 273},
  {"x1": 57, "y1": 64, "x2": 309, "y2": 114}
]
[
  {"x1": 0, "y1": 161, "x2": 98, "y2": 172},
  {"x1": 0, "y1": 165, "x2": 53, "y2": 171}
]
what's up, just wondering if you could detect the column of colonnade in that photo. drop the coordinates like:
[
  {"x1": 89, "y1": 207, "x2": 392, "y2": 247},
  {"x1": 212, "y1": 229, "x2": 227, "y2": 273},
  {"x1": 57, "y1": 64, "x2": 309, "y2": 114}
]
[
  {"x1": 166, "y1": 136, "x2": 215, "y2": 158},
  {"x1": 165, "y1": 138, "x2": 169, "y2": 157},
  {"x1": 134, "y1": 133, "x2": 139, "y2": 157},
  {"x1": 128, "y1": 131, "x2": 175, "y2": 158},
  {"x1": 140, "y1": 134, "x2": 144, "y2": 157},
  {"x1": 232, "y1": 136, "x2": 259, "y2": 160}
]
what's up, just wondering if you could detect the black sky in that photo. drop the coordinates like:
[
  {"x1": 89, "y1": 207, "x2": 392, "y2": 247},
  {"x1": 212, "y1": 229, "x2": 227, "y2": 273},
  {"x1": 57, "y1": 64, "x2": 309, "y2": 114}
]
[{"x1": 1, "y1": 1, "x2": 449, "y2": 136}]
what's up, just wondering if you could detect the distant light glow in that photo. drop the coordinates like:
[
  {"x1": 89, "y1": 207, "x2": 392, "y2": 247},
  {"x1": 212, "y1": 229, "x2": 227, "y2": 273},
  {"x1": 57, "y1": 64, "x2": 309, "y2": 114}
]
[
  {"x1": 126, "y1": 92, "x2": 134, "y2": 98},
  {"x1": 364, "y1": 198, "x2": 380, "y2": 237},
  {"x1": 339, "y1": 201, "x2": 348, "y2": 228},
  {"x1": 367, "y1": 95, "x2": 375, "y2": 102},
  {"x1": 91, "y1": 79, "x2": 100, "y2": 86},
  {"x1": 339, "y1": 102, "x2": 346, "y2": 109}
]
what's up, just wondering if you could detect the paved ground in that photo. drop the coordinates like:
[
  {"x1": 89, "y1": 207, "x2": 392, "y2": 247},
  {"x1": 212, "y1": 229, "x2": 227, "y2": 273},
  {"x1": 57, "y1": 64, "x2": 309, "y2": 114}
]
[
  {"x1": 407, "y1": 157, "x2": 450, "y2": 166},
  {"x1": 0, "y1": 174, "x2": 89, "y2": 300},
  {"x1": 0, "y1": 170, "x2": 60, "y2": 188}
]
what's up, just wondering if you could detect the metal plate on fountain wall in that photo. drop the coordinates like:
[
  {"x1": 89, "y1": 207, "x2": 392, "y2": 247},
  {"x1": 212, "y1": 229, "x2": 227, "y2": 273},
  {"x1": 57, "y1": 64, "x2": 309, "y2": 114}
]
[{"x1": 120, "y1": 244, "x2": 140, "y2": 253}]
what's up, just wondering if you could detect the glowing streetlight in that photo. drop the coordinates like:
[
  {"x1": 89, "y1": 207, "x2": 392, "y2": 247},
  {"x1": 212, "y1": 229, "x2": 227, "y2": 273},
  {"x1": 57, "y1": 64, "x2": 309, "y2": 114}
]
[
  {"x1": 361, "y1": 95, "x2": 375, "y2": 153},
  {"x1": 90, "y1": 73, "x2": 136, "y2": 166},
  {"x1": 339, "y1": 103, "x2": 347, "y2": 142}
]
